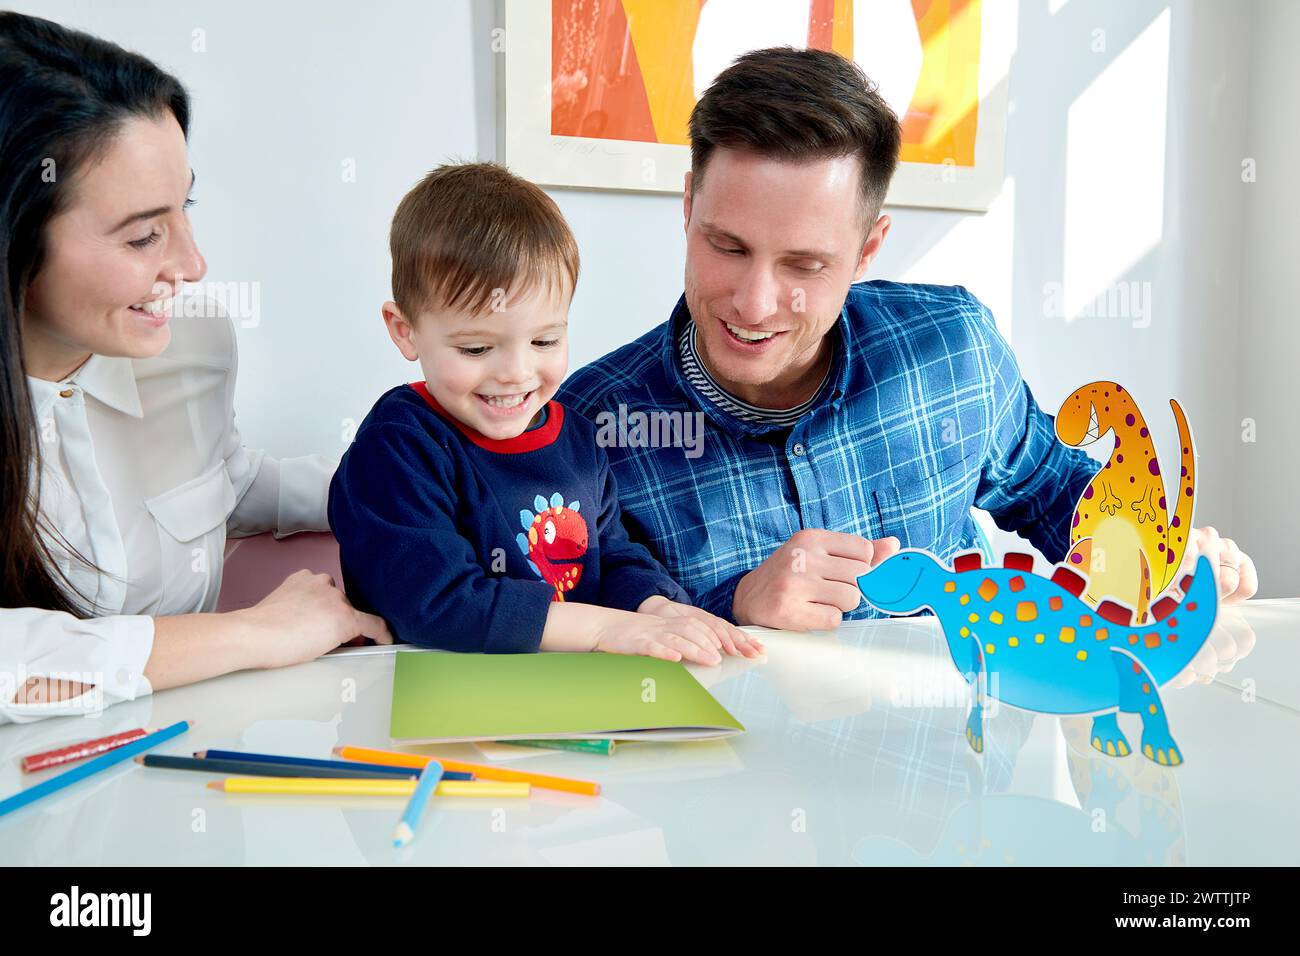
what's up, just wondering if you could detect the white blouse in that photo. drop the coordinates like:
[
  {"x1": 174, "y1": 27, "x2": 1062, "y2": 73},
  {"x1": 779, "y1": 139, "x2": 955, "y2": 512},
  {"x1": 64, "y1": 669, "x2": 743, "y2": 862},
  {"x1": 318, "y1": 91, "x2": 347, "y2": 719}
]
[{"x1": 1, "y1": 297, "x2": 336, "y2": 724}]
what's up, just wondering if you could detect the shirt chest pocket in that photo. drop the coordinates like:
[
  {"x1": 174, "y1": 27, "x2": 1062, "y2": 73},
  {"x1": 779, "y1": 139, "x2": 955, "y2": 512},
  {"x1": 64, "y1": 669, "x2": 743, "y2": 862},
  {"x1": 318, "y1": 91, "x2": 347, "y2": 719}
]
[
  {"x1": 144, "y1": 462, "x2": 236, "y2": 613},
  {"x1": 871, "y1": 455, "x2": 978, "y2": 553}
]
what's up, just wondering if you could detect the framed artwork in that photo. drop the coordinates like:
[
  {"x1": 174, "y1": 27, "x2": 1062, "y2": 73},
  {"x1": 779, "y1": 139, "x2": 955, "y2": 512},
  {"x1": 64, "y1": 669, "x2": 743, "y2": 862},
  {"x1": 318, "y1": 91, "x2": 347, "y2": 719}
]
[{"x1": 501, "y1": 0, "x2": 1014, "y2": 212}]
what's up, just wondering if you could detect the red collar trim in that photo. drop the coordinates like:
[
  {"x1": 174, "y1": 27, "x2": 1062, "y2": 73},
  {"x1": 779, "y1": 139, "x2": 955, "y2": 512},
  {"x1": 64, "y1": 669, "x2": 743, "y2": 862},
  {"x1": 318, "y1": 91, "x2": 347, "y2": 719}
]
[{"x1": 408, "y1": 382, "x2": 564, "y2": 453}]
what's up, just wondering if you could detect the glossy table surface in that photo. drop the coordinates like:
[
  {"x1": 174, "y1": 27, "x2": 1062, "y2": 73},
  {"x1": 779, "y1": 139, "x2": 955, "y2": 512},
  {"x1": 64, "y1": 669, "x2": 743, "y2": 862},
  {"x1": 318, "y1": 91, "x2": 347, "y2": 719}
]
[{"x1": 2, "y1": 601, "x2": 1295, "y2": 865}]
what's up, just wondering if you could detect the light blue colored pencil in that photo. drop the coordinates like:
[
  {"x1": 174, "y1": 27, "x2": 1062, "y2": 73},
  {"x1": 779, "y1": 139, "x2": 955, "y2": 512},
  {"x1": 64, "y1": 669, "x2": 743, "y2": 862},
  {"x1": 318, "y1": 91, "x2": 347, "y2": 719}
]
[
  {"x1": 393, "y1": 759, "x2": 443, "y2": 848},
  {"x1": 0, "y1": 719, "x2": 191, "y2": 818}
]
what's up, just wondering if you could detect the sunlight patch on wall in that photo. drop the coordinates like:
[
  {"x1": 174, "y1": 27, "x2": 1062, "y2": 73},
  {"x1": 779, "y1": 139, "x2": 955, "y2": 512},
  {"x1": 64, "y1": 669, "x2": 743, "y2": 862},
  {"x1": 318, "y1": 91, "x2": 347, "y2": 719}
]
[{"x1": 1063, "y1": 8, "x2": 1170, "y2": 322}]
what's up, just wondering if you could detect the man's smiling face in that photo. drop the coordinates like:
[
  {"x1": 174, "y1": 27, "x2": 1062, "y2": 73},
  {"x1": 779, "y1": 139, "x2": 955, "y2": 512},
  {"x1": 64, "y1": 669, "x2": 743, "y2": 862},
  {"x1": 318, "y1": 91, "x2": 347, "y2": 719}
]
[{"x1": 682, "y1": 147, "x2": 889, "y2": 407}]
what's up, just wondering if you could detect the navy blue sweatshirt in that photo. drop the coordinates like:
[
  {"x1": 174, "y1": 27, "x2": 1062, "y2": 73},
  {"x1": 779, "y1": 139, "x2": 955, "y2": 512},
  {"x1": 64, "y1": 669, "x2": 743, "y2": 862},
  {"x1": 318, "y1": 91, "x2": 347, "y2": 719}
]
[{"x1": 328, "y1": 382, "x2": 689, "y2": 652}]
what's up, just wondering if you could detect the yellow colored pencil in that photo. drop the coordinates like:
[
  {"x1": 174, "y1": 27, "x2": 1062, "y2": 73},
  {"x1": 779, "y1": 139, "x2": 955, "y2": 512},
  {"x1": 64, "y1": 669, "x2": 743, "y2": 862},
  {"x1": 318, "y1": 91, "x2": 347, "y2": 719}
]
[
  {"x1": 333, "y1": 745, "x2": 601, "y2": 796},
  {"x1": 207, "y1": 776, "x2": 529, "y2": 798}
]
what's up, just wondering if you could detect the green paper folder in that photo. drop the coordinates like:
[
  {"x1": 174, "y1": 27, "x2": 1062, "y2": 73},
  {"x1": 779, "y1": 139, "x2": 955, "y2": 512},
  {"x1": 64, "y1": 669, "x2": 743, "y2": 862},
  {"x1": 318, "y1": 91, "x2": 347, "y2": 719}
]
[{"x1": 390, "y1": 652, "x2": 745, "y2": 744}]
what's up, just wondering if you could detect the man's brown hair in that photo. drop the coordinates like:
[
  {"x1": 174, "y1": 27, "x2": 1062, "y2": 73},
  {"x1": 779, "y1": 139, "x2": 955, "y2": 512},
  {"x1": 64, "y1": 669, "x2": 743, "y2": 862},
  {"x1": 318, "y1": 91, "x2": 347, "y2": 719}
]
[
  {"x1": 390, "y1": 161, "x2": 579, "y2": 318},
  {"x1": 688, "y1": 47, "x2": 902, "y2": 223}
]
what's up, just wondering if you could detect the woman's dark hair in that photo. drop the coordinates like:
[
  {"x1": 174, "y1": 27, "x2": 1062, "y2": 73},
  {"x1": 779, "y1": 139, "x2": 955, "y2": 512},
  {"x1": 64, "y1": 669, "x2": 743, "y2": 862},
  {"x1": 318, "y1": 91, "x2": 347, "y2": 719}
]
[
  {"x1": 688, "y1": 46, "x2": 902, "y2": 225},
  {"x1": 0, "y1": 12, "x2": 190, "y2": 613}
]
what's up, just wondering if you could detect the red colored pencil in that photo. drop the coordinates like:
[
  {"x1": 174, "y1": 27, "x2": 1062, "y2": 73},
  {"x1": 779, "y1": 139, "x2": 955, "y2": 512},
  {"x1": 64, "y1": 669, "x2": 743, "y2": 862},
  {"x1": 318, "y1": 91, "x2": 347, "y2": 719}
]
[{"x1": 21, "y1": 728, "x2": 150, "y2": 773}]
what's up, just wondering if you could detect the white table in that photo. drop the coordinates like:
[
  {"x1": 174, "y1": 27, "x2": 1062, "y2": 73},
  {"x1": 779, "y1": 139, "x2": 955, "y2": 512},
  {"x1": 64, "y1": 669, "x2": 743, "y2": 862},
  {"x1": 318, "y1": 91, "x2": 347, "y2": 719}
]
[{"x1": 2, "y1": 602, "x2": 1296, "y2": 865}]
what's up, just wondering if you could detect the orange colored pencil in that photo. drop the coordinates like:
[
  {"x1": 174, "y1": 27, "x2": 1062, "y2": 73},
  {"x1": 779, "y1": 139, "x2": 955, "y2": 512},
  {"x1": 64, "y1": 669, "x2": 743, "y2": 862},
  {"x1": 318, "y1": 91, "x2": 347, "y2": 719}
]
[{"x1": 333, "y1": 745, "x2": 601, "y2": 796}]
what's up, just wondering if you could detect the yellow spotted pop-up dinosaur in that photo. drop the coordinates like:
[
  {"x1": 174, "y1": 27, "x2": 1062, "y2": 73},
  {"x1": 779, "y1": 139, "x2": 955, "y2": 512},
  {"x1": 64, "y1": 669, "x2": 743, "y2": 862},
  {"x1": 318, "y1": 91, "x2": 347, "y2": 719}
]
[{"x1": 1055, "y1": 382, "x2": 1196, "y2": 622}]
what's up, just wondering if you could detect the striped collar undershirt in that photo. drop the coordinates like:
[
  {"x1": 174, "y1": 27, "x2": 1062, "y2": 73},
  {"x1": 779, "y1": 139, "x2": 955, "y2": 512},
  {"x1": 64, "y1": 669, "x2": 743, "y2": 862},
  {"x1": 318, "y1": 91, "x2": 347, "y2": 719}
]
[{"x1": 676, "y1": 321, "x2": 831, "y2": 427}]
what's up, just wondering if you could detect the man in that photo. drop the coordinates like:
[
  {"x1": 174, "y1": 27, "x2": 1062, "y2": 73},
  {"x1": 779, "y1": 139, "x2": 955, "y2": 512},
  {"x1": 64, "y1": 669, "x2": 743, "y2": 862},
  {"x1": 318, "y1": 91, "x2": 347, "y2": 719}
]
[{"x1": 558, "y1": 47, "x2": 1256, "y2": 631}]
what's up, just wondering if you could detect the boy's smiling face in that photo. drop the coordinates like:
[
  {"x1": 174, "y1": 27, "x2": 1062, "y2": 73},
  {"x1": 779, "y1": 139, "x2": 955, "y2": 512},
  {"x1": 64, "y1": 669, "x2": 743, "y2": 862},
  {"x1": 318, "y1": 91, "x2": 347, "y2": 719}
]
[{"x1": 383, "y1": 282, "x2": 571, "y2": 441}]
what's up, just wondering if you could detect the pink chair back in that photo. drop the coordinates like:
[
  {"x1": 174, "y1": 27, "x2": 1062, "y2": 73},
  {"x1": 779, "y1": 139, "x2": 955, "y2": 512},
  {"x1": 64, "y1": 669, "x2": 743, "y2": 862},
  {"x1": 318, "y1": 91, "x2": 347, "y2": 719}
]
[{"x1": 217, "y1": 531, "x2": 344, "y2": 612}]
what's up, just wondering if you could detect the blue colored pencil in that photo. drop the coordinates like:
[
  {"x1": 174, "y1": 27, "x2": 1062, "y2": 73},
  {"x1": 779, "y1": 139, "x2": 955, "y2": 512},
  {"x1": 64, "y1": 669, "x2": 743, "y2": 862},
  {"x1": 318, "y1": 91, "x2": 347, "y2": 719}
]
[
  {"x1": 196, "y1": 749, "x2": 472, "y2": 781},
  {"x1": 393, "y1": 760, "x2": 443, "y2": 848},
  {"x1": 0, "y1": 720, "x2": 191, "y2": 818}
]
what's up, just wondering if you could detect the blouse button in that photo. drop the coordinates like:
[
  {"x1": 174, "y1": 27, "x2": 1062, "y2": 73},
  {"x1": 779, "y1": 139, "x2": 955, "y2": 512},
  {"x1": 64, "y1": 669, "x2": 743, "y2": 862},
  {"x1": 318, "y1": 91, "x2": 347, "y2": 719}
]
[
  {"x1": 792, "y1": 442, "x2": 806, "y2": 457},
  {"x1": 58, "y1": 388, "x2": 74, "y2": 398}
]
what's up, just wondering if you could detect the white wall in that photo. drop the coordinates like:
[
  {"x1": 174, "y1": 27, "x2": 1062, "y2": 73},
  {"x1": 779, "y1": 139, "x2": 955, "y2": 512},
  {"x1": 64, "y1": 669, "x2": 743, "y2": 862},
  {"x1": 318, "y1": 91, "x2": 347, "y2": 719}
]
[
  {"x1": 15, "y1": 1, "x2": 1290, "y2": 594},
  {"x1": 1234, "y1": 0, "x2": 1300, "y2": 600}
]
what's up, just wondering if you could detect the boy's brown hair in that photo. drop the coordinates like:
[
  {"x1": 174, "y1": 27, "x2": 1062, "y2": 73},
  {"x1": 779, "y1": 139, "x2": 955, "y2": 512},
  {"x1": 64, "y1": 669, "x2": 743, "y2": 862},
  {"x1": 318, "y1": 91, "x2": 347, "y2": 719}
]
[
  {"x1": 390, "y1": 161, "x2": 580, "y2": 319},
  {"x1": 688, "y1": 47, "x2": 902, "y2": 225}
]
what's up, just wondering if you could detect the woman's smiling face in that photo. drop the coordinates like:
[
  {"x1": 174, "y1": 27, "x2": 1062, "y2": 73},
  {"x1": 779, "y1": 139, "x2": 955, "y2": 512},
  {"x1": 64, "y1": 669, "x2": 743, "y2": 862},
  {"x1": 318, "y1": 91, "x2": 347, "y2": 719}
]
[{"x1": 22, "y1": 112, "x2": 206, "y2": 380}]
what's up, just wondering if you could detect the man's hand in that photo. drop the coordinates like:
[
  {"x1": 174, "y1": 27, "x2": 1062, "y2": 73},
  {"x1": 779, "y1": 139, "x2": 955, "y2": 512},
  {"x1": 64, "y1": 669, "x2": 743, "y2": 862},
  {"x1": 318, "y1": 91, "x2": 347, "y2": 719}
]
[
  {"x1": 1176, "y1": 527, "x2": 1257, "y2": 605},
  {"x1": 732, "y1": 530, "x2": 901, "y2": 631}
]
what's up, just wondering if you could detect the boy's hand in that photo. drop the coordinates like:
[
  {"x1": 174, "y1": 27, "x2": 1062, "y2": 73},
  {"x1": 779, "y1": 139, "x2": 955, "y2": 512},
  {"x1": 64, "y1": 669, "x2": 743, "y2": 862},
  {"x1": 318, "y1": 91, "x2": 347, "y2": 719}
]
[
  {"x1": 638, "y1": 595, "x2": 765, "y2": 659},
  {"x1": 592, "y1": 608, "x2": 726, "y2": 666}
]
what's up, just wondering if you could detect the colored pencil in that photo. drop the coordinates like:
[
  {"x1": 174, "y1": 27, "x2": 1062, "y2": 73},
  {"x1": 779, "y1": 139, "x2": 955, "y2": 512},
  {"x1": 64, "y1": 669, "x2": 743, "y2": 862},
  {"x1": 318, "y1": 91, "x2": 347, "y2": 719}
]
[
  {"x1": 393, "y1": 761, "x2": 444, "y2": 848},
  {"x1": 501, "y1": 738, "x2": 617, "y2": 755},
  {"x1": 21, "y1": 727, "x2": 150, "y2": 773},
  {"x1": 333, "y1": 745, "x2": 601, "y2": 796},
  {"x1": 192, "y1": 749, "x2": 472, "y2": 780},
  {"x1": 0, "y1": 720, "x2": 191, "y2": 817},
  {"x1": 207, "y1": 776, "x2": 528, "y2": 798},
  {"x1": 139, "y1": 755, "x2": 423, "y2": 779}
]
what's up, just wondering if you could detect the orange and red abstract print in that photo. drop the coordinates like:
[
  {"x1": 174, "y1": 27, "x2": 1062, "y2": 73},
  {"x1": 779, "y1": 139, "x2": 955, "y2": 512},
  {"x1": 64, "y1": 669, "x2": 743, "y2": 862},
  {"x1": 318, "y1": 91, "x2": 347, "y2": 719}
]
[{"x1": 549, "y1": 0, "x2": 983, "y2": 168}]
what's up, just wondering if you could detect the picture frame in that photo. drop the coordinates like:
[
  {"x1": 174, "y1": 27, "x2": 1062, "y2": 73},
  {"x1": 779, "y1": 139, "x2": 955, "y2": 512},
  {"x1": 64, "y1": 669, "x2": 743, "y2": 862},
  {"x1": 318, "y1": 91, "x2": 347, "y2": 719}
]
[{"x1": 500, "y1": 0, "x2": 1013, "y2": 212}]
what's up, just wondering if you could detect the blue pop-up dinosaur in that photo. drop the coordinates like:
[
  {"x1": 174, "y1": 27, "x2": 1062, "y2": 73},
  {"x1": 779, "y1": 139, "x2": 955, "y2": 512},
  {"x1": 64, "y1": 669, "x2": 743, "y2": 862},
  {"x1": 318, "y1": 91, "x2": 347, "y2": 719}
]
[{"x1": 857, "y1": 550, "x2": 1217, "y2": 766}]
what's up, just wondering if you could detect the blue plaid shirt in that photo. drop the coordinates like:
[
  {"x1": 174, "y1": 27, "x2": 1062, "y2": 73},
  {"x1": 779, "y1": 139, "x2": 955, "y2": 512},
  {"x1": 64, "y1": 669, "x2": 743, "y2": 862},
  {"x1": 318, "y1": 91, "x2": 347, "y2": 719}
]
[{"x1": 557, "y1": 281, "x2": 1097, "y2": 622}]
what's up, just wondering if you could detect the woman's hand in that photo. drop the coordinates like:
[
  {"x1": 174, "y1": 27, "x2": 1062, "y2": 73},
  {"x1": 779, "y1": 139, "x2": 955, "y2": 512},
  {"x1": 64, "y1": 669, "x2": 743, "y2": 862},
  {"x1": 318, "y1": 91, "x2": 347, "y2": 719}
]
[
  {"x1": 1179, "y1": 527, "x2": 1258, "y2": 605},
  {"x1": 637, "y1": 595, "x2": 765, "y2": 658},
  {"x1": 235, "y1": 570, "x2": 393, "y2": 669},
  {"x1": 1168, "y1": 606, "x2": 1258, "y2": 690}
]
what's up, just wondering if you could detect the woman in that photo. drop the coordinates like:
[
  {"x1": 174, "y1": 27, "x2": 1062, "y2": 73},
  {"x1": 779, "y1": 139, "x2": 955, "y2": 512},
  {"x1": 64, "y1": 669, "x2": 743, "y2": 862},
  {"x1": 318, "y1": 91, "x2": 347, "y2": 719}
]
[{"x1": 0, "y1": 11, "x2": 390, "y2": 723}]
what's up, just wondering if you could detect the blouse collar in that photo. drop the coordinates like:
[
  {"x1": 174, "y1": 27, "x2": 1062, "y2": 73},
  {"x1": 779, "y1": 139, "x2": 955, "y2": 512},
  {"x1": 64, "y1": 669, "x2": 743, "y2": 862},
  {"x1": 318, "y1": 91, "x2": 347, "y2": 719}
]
[{"x1": 27, "y1": 353, "x2": 144, "y2": 419}]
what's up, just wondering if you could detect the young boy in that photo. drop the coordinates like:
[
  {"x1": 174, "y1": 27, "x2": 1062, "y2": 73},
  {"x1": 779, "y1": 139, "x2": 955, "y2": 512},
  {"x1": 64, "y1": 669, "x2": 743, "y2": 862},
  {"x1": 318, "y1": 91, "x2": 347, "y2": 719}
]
[{"x1": 329, "y1": 162, "x2": 761, "y2": 665}]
